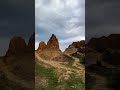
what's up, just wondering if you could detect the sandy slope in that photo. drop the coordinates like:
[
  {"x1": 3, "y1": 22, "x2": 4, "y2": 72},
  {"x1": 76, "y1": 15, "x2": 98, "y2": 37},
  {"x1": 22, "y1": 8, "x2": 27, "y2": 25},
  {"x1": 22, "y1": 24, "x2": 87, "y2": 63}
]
[
  {"x1": 35, "y1": 51, "x2": 85, "y2": 79},
  {"x1": 88, "y1": 72, "x2": 109, "y2": 90},
  {"x1": 0, "y1": 59, "x2": 34, "y2": 89}
]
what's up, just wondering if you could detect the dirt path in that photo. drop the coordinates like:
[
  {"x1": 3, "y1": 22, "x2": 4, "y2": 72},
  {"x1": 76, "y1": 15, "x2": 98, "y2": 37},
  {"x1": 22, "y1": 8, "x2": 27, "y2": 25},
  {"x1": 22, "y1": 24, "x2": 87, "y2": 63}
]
[
  {"x1": 35, "y1": 52, "x2": 84, "y2": 76},
  {"x1": 36, "y1": 52, "x2": 71, "y2": 70},
  {"x1": 89, "y1": 72, "x2": 109, "y2": 90},
  {"x1": 0, "y1": 60, "x2": 34, "y2": 89},
  {"x1": 65, "y1": 53, "x2": 84, "y2": 70}
]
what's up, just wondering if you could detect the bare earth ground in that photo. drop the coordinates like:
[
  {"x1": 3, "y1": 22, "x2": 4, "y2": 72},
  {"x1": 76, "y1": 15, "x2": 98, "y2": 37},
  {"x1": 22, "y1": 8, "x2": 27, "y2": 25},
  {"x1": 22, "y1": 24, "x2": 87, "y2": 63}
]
[
  {"x1": 88, "y1": 72, "x2": 109, "y2": 90},
  {"x1": 35, "y1": 51, "x2": 85, "y2": 79},
  {"x1": 0, "y1": 59, "x2": 34, "y2": 89},
  {"x1": 35, "y1": 51, "x2": 85, "y2": 90}
]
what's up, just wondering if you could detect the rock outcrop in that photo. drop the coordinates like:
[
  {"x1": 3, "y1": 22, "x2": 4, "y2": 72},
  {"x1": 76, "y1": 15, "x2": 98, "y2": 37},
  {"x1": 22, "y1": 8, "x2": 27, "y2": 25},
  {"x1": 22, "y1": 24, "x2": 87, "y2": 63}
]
[
  {"x1": 86, "y1": 34, "x2": 120, "y2": 66},
  {"x1": 3, "y1": 33, "x2": 35, "y2": 82},
  {"x1": 87, "y1": 34, "x2": 120, "y2": 52},
  {"x1": 6, "y1": 37, "x2": 27, "y2": 56},
  {"x1": 102, "y1": 49, "x2": 120, "y2": 66},
  {"x1": 28, "y1": 33, "x2": 35, "y2": 50},
  {"x1": 71, "y1": 40, "x2": 85, "y2": 48},
  {"x1": 37, "y1": 41, "x2": 46, "y2": 51},
  {"x1": 37, "y1": 34, "x2": 60, "y2": 51},
  {"x1": 65, "y1": 40, "x2": 85, "y2": 55},
  {"x1": 37, "y1": 34, "x2": 61, "y2": 60},
  {"x1": 5, "y1": 33, "x2": 35, "y2": 56},
  {"x1": 64, "y1": 45, "x2": 78, "y2": 55},
  {"x1": 47, "y1": 34, "x2": 60, "y2": 50}
]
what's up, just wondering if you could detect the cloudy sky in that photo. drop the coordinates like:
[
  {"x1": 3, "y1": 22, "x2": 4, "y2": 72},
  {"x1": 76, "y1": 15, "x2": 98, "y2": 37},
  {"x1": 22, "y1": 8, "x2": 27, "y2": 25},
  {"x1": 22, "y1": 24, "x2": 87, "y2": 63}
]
[
  {"x1": 35, "y1": 0, "x2": 85, "y2": 51},
  {"x1": 0, "y1": 0, "x2": 34, "y2": 56},
  {"x1": 86, "y1": 0, "x2": 120, "y2": 42}
]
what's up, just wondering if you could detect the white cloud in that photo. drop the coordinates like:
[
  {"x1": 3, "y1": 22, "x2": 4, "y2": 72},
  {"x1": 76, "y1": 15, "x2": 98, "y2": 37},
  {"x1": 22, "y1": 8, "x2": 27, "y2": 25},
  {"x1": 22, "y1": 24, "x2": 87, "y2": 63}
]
[
  {"x1": 35, "y1": 0, "x2": 85, "y2": 51},
  {"x1": 35, "y1": 41, "x2": 39, "y2": 50}
]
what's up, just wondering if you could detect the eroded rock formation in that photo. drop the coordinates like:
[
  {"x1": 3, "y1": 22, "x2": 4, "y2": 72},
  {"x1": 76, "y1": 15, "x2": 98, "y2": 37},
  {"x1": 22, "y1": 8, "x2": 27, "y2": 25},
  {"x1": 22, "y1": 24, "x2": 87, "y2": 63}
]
[
  {"x1": 6, "y1": 37, "x2": 26, "y2": 56},
  {"x1": 47, "y1": 34, "x2": 59, "y2": 50},
  {"x1": 87, "y1": 34, "x2": 120, "y2": 52},
  {"x1": 36, "y1": 34, "x2": 61, "y2": 60},
  {"x1": 65, "y1": 40, "x2": 85, "y2": 55}
]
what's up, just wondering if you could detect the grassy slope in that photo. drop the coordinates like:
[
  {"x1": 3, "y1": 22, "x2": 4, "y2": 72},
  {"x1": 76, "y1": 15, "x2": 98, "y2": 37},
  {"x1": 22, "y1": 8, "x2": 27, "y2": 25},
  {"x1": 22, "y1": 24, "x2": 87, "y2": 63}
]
[
  {"x1": 35, "y1": 60, "x2": 85, "y2": 90},
  {"x1": 0, "y1": 73, "x2": 28, "y2": 90}
]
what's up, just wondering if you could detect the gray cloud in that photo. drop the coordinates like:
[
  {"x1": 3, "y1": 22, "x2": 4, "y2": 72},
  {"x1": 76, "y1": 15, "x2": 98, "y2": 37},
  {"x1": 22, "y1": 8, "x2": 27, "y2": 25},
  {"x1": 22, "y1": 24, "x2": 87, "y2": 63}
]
[
  {"x1": 35, "y1": 0, "x2": 85, "y2": 51},
  {"x1": 0, "y1": 0, "x2": 34, "y2": 56},
  {"x1": 86, "y1": 0, "x2": 120, "y2": 42}
]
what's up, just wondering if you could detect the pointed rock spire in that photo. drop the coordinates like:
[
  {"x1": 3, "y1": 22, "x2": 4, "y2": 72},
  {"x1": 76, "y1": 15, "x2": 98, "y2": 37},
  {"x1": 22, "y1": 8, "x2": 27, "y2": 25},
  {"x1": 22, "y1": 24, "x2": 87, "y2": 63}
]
[
  {"x1": 28, "y1": 33, "x2": 35, "y2": 50},
  {"x1": 6, "y1": 36, "x2": 26, "y2": 56},
  {"x1": 37, "y1": 41, "x2": 46, "y2": 50}
]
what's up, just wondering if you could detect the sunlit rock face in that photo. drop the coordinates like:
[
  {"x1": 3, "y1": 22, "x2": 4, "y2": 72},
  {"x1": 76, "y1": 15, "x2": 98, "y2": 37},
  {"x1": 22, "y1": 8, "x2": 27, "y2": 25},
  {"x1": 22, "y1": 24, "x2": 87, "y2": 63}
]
[
  {"x1": 47, "y1": 34, "x2": 60, "y2": 51},
  {"x1": 64, "y1": 40, "x2": 85, "y2": 55},
  {"x1": 36, "y1": 34, "x2": 61, "y2": 60},
  {"x1": 37, "y1": 41, "x2": 47, "y2": 51}
]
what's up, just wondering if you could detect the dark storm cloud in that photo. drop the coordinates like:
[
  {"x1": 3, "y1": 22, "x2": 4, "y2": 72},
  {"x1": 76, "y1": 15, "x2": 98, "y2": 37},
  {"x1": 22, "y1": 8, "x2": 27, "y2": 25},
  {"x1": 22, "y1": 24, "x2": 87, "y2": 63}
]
[
  {"x1": 86, "y1": 0, "x2": 120, "y2": 42},
  {"x1": 0, "y1": 0, "x2": 34, "y2": 55}
]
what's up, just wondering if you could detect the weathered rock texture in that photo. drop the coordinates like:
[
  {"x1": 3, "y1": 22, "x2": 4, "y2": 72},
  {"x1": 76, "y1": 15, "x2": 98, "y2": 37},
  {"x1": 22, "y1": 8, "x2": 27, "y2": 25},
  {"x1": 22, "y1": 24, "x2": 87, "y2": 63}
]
[
  {"x1": 28, "y1": 33, "x2": 35, "y2": 50},
  {"x1": 3, "y1": 33, "x2": 35, "y2": 82},
  {"x1": 47, "y1": 34, "x2": 59, "y2": 50},
  {"x1": 37, "y1": 41, "x2": 46, "y2": 51},
  {"x1": 65, "y1": 40, "x2": 85, "y2": 55},
  {"x1": 87, "y1": 34, "x2": 120, "y2": 52},
  {"x1": 86, "y1": 34, "x2": 120, "y2": 66},
  {"x1": 6, "y1": 37, "x2": 26, "y2": 56},
  {"x1": 37, "y1": 34, "x2": 61, "y2": 60}
]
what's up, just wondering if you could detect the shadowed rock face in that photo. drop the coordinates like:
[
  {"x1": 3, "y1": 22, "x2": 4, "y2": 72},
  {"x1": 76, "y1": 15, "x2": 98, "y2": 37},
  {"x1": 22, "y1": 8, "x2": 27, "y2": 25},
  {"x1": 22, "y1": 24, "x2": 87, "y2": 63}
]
[
  {"x1": 101, "y1": 48, "x2": 120, "y2": 66},
  {"x1": 87, "y1": 34, "x2": 120, "y2": 52},
  {"x1": 86, "y1": 34, "x2": 120, "y2": 66},
  {"x1": 3, "y1": 33, "x2": 35, "y2": 82},
  {"x1": 28, "y1": 33, "x2": 35, "y2": 50},
  {"x1": 6, "y1": 33, "x2": 35, "y2": 56},
  {"x1": 72, "y1": 40, "x2": 85, "y2": 48},
  {"x1": 47, "y1": 34, "x2": 59, "y2": 50},
  {"x1": 6, "y1": 37, "x2": 27, "y2": 56}
]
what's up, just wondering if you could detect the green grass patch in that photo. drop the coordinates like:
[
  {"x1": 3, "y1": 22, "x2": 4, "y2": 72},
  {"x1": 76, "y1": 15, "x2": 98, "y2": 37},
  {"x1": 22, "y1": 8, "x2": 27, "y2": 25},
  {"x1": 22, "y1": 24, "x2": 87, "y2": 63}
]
[
  {"x1": 35, "y1": 62, "x2": 58, "y2": 90},
  {"x1": 58, "y1": 73, "x2": 85, "y2": 90},
  {"x1": 65, "y1": 58, "x2": 80, "y2": 70},
  {"x1": 66, "y1": 57, "x2": 75, "y2": 67},
  {"x1": 79, "y1": 54, "x2": 85, "y2": 64},
  {"x1": 65, "y1": 57, "x2": 77, "y2": 69},
  {"x1": 35, "y1": 61, "x2": 85, "y2": 90},
  {"x1": 0, "y1": 74, "x2": 28, "y2": 90}
]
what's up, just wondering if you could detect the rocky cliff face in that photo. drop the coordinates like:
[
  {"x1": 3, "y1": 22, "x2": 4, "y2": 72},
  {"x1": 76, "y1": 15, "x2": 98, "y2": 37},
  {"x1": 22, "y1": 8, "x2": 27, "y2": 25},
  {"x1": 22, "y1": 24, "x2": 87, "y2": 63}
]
[
  {"x1": 6, "y1": 33, "x2": 35, "y2": 56},
  {"x1": 28, "y1": 33, "x2": 35, "y2": 50},
  {"x1": 3, "y1": 33, "x2": 35, "y2": 82},
  {"x1": 86, "y1": 34, "x2": 120, "y2": 66},
  {"x1": 6, "y1": 37, "x2": 27, "y2": 56},
  {"x1": 36, "y1": 34, "x2": 61, "y2": 60},
  {"x1": 37, "y1": 34, "x2": 60, "y2": 51},
  {"x1": 87, "y1": 34, "x2": 120, "y2": 52},
  {"x1": 71, "y1": 40, "x2": 85, "y2": 48},
  {"x1": 65, "y1": 40, "x2": 85, "y2": 55},
  {"x1": 47, "y1": 34, "x2": 59, "y2": 50},
  {"x1": 37, "y1": 41, "x2": 46, "y2": 51}
]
